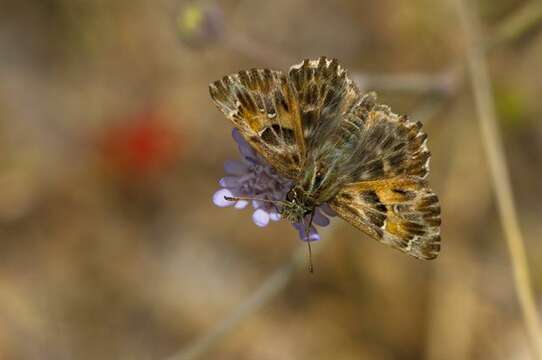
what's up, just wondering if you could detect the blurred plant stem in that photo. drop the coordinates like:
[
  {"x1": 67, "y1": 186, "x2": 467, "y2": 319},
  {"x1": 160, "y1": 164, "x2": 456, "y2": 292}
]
[
  {"x1": 453, "y1": 0, "x2": 542, "y2": 359},
  {"x1": 224, "y1": 29, "x2": 296, "y2": 68},
  {"x1": 352, "y1": 72, "x2": 456, "y2": 95},
  {"x1": 487, "y1": 1, "x2": 542, "y2": 49},
  {"x1": 223, "y1": 0, "x2": 542, "y2": 96},
  {"x1": 165, "y1": 3, "x2": 542, "y2": 359},
  {"x1": 225, "y1": 29, "x2": 457, "y2": 94},
  {"x1": 425, "y1": 113, "x2": 484, "y2": 358},
  {"x1": 164, "y1": 234, "x2": 329, "y2": 360}
]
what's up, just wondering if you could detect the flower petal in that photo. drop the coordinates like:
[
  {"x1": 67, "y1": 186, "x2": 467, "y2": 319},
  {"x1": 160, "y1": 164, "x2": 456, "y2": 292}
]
[
  {"x1": 252, "y1": 199, "x2": 264, "y2": 209},
  {"x1": 238, "y1": 141, "x2": 256, "y2": 158},
  {"x1": 252, "y1": 209, "x2": 270, "y2": 227},
  {"x1": 232, "y1": 129, "x2": 257, "y2": 159},
  {"x1": 224, "y1": 160, "x2": 248, "y2": 175},
  {"x1": 269, "y1": 211, "x2": 281, "y2": 221},
  {"x1": 231, "y1": 128, "x2": 244, "y2": 144},
  {"x1": 306, "y1": 228, "x2": 321, "y2": 242},
  {"x1": 312, "y1": 210, "x2": 330, "y2": 227},
  {"x1": 320, "y1": 203, "x2": 337, "y2": 217},
  {"x1": 234, "y1": 200, "x2": 249, "y2": 209},
  {"x1": 294, "y1": 223, "x2": 320, "y2": 242},
  {"x1": 219, "y1": 176, "x2": 240, "y2": 188},
  {"x1": 213, "y1": 188, "x2": 234, "y2": 207}
]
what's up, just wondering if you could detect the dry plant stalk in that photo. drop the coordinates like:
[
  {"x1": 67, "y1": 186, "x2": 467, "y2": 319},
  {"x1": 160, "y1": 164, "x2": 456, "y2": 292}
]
[
  {"x1": 166, "y1": 2, "x2": 542, "y2": 359},
  {"x1": 164, "y1": 236, "x2": 328, "y2": 360},
  {"x1": 453, "y1": 0, "x2": 542, "y2": 358}
]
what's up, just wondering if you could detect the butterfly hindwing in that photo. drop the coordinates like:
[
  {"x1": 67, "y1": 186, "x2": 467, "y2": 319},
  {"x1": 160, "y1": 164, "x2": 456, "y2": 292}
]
[
  {"x1": 295, "y1": 90, "x2": 432, "y2": 207},
  {"x1": 311, "y1": 93, "x2": 431, "y2": 194},
  {"x1": 330, "y1": 177, "x2": 441, "y2": 259},
  {"x1": 209, "y1": 69, "x2": 305, "y2": 178},
  {"x1": 324, "y1": 95, "x2": 440, "y2": 259}
]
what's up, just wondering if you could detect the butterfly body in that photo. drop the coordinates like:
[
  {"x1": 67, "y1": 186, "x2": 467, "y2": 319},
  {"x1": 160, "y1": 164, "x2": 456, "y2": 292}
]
[
  {"x1": 210, "y1": 57, "x2": 441, "y2": 260},
  {"x1": 280, "y1": 186, "x2": 314, "y2": 224}
]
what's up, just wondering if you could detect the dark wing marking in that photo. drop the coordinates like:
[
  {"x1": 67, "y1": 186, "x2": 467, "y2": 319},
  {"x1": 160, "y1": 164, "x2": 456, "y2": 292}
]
[
  {"x1": 287, "y1": 56, "x2": 361, "y2": 152},
  {"x1": 300, "y1": 92, "x2": 432, "y2": 203},
  {"x1": 209, "y1": 69, "x2": 304, "y2": 178},
  {"x1": 350, "y1": 96, "x2": 431, "y2": 181},
  {"x1": 323, "y1": 92, "x2": 430, "y2": 184},
  {"x1": 330, "y1": 177, "x2": 441, "y2": 260}
]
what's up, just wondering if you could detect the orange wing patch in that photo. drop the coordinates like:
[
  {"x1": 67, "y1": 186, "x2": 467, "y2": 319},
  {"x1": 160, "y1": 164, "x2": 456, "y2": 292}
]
[
  {"x1": 330, "y1": 177, "x2": 441, "y2": 259},
  {"x1": 209, "y1": 69, "x2": 305, "y2": 179}
]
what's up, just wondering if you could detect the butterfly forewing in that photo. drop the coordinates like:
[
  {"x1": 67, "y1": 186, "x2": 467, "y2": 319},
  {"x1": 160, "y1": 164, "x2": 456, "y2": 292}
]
[
  {"x1": 209, "y1": 68, "x2": 305, "y2": 179},
  {"x1": 288, "y1": 57, "x2": 361, "y2": 151}
]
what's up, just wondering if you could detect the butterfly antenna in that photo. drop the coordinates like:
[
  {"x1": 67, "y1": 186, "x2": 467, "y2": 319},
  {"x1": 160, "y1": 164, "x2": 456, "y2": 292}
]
[
  {"x1": 224, "y1": 195, "x2": 283, "y2": 206},
  {"x1": 305, "y1": 211, "x2": 315, "y2": 274}
]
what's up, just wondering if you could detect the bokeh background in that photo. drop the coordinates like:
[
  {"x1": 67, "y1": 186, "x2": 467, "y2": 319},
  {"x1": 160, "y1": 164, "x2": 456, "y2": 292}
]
[{"x1": 1, "y1": 0, "x2": 542, "y2": 359}]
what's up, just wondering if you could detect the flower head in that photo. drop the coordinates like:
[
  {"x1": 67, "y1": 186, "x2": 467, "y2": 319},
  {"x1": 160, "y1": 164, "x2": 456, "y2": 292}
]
[
  {"x1": 177, "y1": 3, "x2": 223, "y2": 48},
  {"x1": 213, "y1": 129, "x2": 335, "y2": 241},
  {"x1": 100, "y1": 110, "x2": 180, "y2": 178}
]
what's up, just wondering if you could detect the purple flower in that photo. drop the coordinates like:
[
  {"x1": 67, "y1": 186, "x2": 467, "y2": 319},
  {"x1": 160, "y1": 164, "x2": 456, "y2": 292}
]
[{"x1": 213, "y1": 128, "x2": 335, "y2": 241}]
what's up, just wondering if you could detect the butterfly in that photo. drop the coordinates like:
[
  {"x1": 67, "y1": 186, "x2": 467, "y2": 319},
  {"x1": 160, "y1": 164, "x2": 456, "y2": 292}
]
[{"x1": 209, "y1": 57, "x2": 441, "y2": 261}]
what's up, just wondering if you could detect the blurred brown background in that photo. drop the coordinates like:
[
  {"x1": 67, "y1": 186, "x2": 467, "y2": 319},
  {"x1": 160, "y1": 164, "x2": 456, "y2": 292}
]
[{"x1": 1, "y1": 0, "x2": 542, "y2": 359}]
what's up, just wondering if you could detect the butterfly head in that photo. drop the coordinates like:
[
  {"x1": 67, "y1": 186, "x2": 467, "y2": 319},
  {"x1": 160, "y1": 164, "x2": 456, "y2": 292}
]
[{"x1": 280, "y1": 187, "x2": 314, "y2": 224}]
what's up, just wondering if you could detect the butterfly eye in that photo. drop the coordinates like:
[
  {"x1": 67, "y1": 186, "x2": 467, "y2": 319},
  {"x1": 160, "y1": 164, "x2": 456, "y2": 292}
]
[
  {"x1": 286, "y1": 189, "x2": 296, "y2": 202},
  {"x1": 314, "y1": 172, "x2": 324, "y2": 188}
]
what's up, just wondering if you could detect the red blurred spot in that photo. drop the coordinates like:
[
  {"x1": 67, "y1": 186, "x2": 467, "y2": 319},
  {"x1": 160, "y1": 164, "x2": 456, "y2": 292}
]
[{"x1": 101, "y1": 111, "x2": 181, "y2": 178}]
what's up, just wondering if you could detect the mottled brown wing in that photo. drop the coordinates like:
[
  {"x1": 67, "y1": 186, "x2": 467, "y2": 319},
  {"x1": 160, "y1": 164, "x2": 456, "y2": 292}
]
[
  {"x1": 287, "y1": 57, "x2": 361, "y2": 152},
  {"x1": 330, "y1": 177, "x2": 441, "y2": 259},
  {"x1": 297, "y1": 90, "x2": 433, "y2": 205},
  {"x1": 348, "y1": 96, "x2": 431, "y2": 181},
  {"x1": 209, "y1": 69, "x2": 304, "y2": 178}
]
